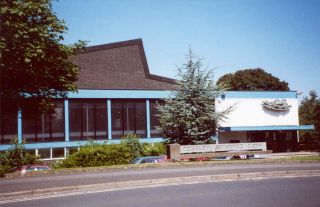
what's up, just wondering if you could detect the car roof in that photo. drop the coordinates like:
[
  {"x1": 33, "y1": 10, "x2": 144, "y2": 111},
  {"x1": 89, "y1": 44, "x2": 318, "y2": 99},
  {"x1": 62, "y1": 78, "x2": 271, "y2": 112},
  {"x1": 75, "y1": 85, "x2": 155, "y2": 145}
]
[{"x1": 138, "y1": 156, "x2": 162, "y2": 159}]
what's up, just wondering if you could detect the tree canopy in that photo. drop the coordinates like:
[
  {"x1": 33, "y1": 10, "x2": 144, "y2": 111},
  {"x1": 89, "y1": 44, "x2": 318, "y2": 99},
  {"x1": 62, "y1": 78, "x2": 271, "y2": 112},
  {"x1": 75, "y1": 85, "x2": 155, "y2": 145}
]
[
  {"x1": 216, "y1": 68, "x2": 290, "y2": 91},
  {"x1": 299, "y1": 90, "x2": 320, "y2": 141},
  {"x1": 0, "y1": 0, "x2": 86, "y2": 111},
  {"x1": 157, "y1": 50, "x2": 230, "y2": 145}
]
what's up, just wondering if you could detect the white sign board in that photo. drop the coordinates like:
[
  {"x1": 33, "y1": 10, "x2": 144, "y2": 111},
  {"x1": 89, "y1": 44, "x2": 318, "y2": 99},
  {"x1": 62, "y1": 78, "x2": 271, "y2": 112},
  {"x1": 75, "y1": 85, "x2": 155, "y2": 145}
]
[{"x1": 180, "y1": 142, "x2": 267, "y2": 154}]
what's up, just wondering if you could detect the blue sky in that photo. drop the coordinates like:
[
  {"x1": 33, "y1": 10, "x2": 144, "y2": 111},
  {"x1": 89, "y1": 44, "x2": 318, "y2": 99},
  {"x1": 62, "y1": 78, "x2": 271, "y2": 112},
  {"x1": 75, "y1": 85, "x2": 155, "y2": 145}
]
[{"x1": 53, "y1": 0, "x2": 320, "y2": 98}]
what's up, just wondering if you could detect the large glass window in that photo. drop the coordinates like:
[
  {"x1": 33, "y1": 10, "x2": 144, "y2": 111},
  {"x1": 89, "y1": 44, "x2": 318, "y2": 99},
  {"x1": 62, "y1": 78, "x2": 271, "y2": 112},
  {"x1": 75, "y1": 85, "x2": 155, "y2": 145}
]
[
  {"x1": 38, "y1": 148, "x2": 50, "y2": 159},
  {"x1": 69, "y1": 100, "x2": 107, "y2": 141},
  {"x1": 22, "y1": 101, "x2": 64, "y2": 143},
  {"x1": 150, "y1": 100, "x2": 162, "y2": 137},
  {"x1": 112, "y1": 100, "x2": 146, "y2": 139},
  {"x1": 0, "y1": 102, "x2": 17, "y2": 144}
]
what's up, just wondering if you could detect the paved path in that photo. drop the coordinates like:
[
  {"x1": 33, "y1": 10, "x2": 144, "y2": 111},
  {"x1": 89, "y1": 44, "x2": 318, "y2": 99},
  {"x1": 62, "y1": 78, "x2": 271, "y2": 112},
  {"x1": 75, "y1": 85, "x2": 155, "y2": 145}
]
[
  {"x1": 1, "y1": 162, "x2": 319, "y2": 193},
  {"x1": 1, "y1": 176, "x2": 319, "y2": 207}
]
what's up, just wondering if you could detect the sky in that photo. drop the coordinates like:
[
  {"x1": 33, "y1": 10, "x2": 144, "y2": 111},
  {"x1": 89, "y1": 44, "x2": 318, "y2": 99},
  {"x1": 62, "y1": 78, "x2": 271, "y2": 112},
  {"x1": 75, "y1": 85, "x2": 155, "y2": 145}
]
[{"x1": 53, "y1": 0, "x2": 320, "y2": 99}]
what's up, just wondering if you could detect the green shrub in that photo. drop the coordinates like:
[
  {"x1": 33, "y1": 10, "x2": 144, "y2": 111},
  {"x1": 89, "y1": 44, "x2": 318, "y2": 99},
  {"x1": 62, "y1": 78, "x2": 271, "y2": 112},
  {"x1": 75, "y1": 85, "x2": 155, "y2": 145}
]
[
  {"x1": 142, "y1": 143, "x2": 166, "y2": 156},
  {"x1": 55, "y1": 135, "x2": 166, "y2": 169},
  {"x1": 55, "y1": 142, "x2": 134, "y2": 168},
  {"x1": 0, "y1": 138, "x2": 40, "y2": 176},
  {"x1": 121, "y1": 134, "x2": 144, "y2": 159}
]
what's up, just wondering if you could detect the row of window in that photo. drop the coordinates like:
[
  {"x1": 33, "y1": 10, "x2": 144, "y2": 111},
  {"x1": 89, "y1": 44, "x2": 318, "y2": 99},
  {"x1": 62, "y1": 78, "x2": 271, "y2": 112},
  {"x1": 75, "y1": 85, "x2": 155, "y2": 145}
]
[
  {"x1": 26, "y1": 147, "x2": 79, "y2": 159},
  {"x1": 0, "y1": 99, "x2": 161, "y2": 144}
]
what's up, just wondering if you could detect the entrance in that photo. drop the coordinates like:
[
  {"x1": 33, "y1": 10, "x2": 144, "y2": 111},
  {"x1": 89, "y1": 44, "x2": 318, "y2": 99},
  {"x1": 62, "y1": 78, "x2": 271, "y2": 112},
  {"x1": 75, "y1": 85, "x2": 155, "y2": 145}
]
[{"x1": 247, "y1": 130, "x2": 298, "y2": 152}]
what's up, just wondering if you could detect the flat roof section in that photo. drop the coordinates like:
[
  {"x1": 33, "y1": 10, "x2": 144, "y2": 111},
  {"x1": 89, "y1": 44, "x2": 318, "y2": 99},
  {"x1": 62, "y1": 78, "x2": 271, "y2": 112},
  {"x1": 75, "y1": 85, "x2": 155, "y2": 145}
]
[
  {"x1": 220, "y1": 91, "x2": 297, "y2": 99},
  {"x1": 219, "y1": 125, "x2": 314, "y2": 132}
]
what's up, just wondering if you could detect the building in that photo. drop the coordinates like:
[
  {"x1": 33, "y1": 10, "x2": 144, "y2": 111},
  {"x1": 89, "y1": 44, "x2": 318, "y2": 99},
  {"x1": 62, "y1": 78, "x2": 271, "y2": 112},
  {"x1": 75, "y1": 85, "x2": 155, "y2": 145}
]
[
  {"x1": 0, "y1": 39, "x2": 314, "y2": 158},
  {"x1": 216, "y1": 91, "x2": 314, "y2": 152},
  {"x1": 0, "y1": 39, "x2": 179, "y2": 159}
]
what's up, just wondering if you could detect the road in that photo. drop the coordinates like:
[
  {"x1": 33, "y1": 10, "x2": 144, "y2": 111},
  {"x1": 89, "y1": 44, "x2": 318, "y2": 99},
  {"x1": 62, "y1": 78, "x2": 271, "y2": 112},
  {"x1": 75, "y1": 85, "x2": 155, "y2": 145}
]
[
  {"x1": 1, "y1": 162, "x2": 320, "y2": 193},
  {"x1": 1, "y1": 176, "x2": 320, "y2": 207}
]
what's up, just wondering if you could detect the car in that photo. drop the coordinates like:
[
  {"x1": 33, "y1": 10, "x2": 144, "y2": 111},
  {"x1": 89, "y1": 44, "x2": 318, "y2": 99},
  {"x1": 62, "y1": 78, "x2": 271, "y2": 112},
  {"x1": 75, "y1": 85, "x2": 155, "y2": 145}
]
[
  {"x1": 17, "y1": 164, "x2": 51, "y2": 174},
  {"x1": 130, "y1": 156, "x2": 167, "y2": 164},
  {"x1": 212, "y1": 156, "x2": 231, "y2": 161}
]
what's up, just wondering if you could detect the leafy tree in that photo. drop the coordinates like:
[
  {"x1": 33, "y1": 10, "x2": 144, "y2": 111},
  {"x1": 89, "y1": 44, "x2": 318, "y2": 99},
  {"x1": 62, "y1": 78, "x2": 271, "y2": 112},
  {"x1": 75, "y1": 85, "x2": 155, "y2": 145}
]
[
  {"x1": 0, "y1": 0, "x2": 86, "y2": 112},
  {"x1": 217, "y1": 68, "x2": 289, "y2": 91},
  {"x1": 157, "y1": 50, "x2": 230, "y2": 145},
  {"x1": 299, "y1": 90, "x2": 320, "y2": 141}
]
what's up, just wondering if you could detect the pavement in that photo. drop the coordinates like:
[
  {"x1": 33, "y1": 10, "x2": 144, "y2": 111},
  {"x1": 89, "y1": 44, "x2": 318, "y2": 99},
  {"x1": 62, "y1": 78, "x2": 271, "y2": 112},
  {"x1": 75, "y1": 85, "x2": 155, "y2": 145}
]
[
  {"x1": 262, "y1": 151, "x2": 319, "y2": 159},
  {"x1": 1, "y1": 162, "x2": 320, "y2": 193},
  {"x1": 0, "y1": 161, "x2": 320, "y2": 205},
  {"x1": 1, "y1": 173, "x2": 320, "y2": 206}
]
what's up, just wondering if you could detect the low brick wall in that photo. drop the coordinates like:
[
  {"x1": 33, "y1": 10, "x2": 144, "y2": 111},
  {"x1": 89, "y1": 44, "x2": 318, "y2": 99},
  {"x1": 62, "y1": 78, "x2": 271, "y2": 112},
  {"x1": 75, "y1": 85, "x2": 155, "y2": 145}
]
[
  {"x1": 180, "y1": 150, "x2": 272, "y2": 160},
  {"x1": 167, "y1": 143, "x2": 271, "y2": 160}
]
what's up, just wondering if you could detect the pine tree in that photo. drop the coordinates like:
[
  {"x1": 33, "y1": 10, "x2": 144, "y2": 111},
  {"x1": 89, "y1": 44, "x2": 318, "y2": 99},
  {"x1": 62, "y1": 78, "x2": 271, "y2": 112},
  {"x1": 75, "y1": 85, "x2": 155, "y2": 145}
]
[
  {"x1": 157, "y1": 50, "x2": 230, "y2": 145},
  {"x1": 299, "y1": 90, "x2": 320, "y2": 141}
]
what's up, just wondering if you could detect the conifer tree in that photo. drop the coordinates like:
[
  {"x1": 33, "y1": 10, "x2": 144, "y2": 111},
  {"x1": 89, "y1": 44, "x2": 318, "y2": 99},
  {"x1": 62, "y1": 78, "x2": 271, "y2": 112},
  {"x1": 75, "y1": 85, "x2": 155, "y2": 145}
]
[{"x1": 157, "y1": 50, "x2": 230, "y2": 145}]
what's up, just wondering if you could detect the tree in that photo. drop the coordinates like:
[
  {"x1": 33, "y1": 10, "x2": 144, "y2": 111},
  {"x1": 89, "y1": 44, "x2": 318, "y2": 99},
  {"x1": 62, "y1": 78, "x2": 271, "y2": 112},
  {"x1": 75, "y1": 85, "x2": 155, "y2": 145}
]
[
  {"x1": 0, "y1": 0, "x2": 86, "y2": 112},
  {"x1": 217, "y1": 68, "x2": 289, "y2": 91},
  {"x1": 299, "y1": 90, "x2": 320, "y2": 141},
  {"x1": 157, "y1": 50, "x2": 230, "y2": 145}
]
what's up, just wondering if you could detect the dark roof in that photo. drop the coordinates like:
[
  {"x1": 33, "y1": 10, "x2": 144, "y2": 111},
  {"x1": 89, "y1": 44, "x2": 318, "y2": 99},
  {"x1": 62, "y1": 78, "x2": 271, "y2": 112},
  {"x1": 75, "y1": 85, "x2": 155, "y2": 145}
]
[{"x1": 72, "y1": 39, "x2": 179, "y2": 90}]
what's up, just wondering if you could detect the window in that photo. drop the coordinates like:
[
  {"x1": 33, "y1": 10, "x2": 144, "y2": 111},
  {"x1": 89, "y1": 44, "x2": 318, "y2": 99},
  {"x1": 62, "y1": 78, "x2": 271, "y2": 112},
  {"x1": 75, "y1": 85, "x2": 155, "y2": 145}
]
[
  {"x1": 22, "y1": 101, "x2": 64, "y2": 143},
  {"x1": 111, "y1": 100, "x2": 146, "y2": 139},
  {"x1": 37, "y1": 148, "x2": 51, "y2": 159},
  {"x1": 0, "y1": 105, "x2": 17, "y2": 144},
  {"x1": 150, "y1": 100, "x2": 162, "y2": 137},
  {"x1": 69, "y1": 100, "x2": 107, "y2": 141},
  {"x1": 52, "y1": 148, "x2": 65, "y2": 158}
]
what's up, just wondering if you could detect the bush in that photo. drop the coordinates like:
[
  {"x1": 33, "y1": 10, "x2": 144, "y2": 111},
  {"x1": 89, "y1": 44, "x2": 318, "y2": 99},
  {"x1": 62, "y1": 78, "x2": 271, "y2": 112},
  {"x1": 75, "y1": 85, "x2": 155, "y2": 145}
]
[
  {"x1": 121, "y1": 134, "x2": 144, "y2": 159},
  {"x1": 0, "y1": 138, "x2": 40, "y2": 176},
  {"x1": 55, "y1": 134, "x2": 167, "y2": 169},
  {"x1": 142, "y1": 143, "x2": 166, "y2": 156},
  {"x1": 55, "y1": 143, "x2": 132, "y2": 168}
]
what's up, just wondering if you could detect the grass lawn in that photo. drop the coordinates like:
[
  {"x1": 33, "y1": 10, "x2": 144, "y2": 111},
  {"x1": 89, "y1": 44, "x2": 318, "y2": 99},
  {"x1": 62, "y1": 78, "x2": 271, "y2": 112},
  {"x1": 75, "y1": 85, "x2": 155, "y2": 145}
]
[{"x1": 287, "y1": 155, "x2": 320, "y2": 161}]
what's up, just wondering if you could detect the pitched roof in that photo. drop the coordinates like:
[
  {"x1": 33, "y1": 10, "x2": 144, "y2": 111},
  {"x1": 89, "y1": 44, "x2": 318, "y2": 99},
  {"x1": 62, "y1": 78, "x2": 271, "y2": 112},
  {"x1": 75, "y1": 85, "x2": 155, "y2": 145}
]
[{"x1": 72, "y1": 39, "x2": 179, "y2": 90}]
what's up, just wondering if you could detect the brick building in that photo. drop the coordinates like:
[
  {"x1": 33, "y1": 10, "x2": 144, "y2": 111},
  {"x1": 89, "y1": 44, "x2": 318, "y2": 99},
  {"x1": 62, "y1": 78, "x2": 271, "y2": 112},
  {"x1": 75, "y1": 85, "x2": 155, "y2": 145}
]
[{"x1": 0, "y1": 39, "x2": 313, "y2": 158}]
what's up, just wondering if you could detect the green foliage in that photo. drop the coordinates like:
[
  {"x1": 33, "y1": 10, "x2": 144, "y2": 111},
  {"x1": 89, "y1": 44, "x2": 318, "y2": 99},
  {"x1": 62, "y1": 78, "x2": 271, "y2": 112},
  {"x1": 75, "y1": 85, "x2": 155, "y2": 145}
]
[
  {"x1": 121, "y1": 134, "x2": 144, "y2": 159},
  {"x1": 217, "y1": 68, "x2": 289, "y2": 91},
  {"x1": 0, "y1": 139, "x2": 40, "y2": 176},
  {"x1": 55, "y1": 135, "x2": 167, "y2": 169},
  {"x1": 0, "y1": 0, "x2": 87, "y2": 112},
  {"x1": 299, "y1": 90, "x2": 320, "y2": 141},
  {"x1": 157, "y1": 49, "x2": 230, "y2": 145},
  {"x1": 55, "y1": 143, "x2": 133, "y2": 168},
  {"x1": 142, "y1": 143, "x2": 166, "y2": 156}
]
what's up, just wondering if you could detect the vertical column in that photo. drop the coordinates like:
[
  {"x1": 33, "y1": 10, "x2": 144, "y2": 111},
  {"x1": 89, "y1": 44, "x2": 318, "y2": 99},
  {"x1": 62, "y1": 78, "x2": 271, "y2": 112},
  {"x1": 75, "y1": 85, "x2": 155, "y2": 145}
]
[
  {"x1": 107, "y1": 99, "x2": 112, "y2": 140},
  {"x1": 146, "y1": 99, "x2": 151, "y2": 139},
  {"x1": 64, "y1": 99, "x2": 69, "y2": 142},
  {"x1": 17, "y1": 109, "x2": 22, "y2": 143}
]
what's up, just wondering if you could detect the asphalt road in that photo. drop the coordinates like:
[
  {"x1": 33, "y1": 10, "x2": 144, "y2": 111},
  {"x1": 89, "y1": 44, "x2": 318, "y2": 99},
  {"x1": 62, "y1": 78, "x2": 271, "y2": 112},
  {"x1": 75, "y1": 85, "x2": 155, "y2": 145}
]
[
  {"x1": 2, "y1": 176, "x2": 320, "y2": 207},
  {"x1": 1, "y1": 162, "x2": 320, "y2": 193}
]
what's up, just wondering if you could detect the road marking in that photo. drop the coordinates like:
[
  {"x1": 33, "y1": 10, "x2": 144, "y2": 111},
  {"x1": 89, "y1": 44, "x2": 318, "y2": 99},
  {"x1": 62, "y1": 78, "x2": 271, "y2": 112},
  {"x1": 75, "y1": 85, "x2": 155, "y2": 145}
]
[{"x1": 0, "y1": 171, "x2": 319, "y2": 204}]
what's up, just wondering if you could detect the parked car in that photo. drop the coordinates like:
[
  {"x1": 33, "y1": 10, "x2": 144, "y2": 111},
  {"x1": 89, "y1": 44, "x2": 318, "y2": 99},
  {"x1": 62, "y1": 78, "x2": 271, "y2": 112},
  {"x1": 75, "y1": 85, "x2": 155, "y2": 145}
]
[
  {"x1": 212, "y1": 156, "x2": 231, "y2": 161},
  {"x1": 247, "y1": 154, "x2": 263, "y2": 159},
  {"x1": 131, "y1": 156, "x2": 166, "y2": 164},
  {"x1": 16, "y1": 164, "x2": 51, "y2": 174},
  {"x1": 189, "y1": 157, "x2": 211, "y2": 161}
]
